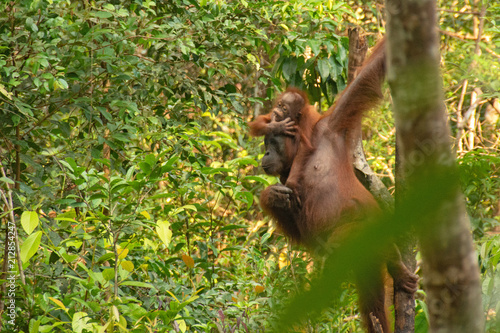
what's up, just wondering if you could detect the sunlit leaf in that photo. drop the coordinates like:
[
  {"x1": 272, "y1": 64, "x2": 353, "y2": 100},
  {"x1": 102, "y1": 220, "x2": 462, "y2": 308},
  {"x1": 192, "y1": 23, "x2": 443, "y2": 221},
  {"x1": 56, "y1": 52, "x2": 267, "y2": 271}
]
[
  {"x1": 117, "y1": 248, "x2": 129, "y2": 260},
  {"x1": 120, "y1": 281, "x2": 153, "y2": 288},
  {"x1": 20, "y1": 231, "x2": 42, "y2": 263},
  {"x1": 112, "y1": 305, "x2": 120, "y2": 321},
  {"x1": 176, "y1": 316, "x2": 187, "y2": 333},
  {"x1": 0, "y1": 83, "x2": 12, "y2": 100},
  {"x1": 156, "y1": 220, "x2": 172, "y2": 247},
  {"x1": 121, "y1": 260, "x2": 134, "y2": 272},
  {"x1": 49, "y1": 297, "x2": 68, "y2": 312},
  {"x1": 102, "y1": 268, "x2": 115, "y2": 281},
  {"x1": 21, "y1": 211, "x2": 39, "y2": 235},
  {"x1": 119, "y1": 315, "x2": 127, "y2": 330},
  {"x1": 279, "y1": 252, "x2": 289, "y2": 269},
  {"x1": 72, "y1": 312, "x2": 92, "y2": 333}
]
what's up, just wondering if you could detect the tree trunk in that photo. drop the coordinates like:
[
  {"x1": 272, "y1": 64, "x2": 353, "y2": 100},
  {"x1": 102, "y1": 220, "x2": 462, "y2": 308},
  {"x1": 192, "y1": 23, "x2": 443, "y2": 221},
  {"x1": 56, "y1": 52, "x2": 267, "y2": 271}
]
[
  {"x1": 385, "y1": 0, "x2": 484, "y2": 332},
  {"x1": 347, "y1": 28, "x2": 368, "y2": 84}
]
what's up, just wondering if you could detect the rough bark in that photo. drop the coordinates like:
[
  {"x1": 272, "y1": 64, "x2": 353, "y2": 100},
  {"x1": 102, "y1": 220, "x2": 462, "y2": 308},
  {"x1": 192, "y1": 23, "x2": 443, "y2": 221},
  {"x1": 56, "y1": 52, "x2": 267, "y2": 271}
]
[
  {"x1": 393, "y1": 68, "x2": 417, "y2": 333},
  {"x1": 385, "y1": 0, "x2": 484, "y2": 332},
  {"x1": 394, "y1": 138, "x2": 418, "y2": 333},
  {"x1": 347, "y1": 28, "x2": 368, "y2": 84}
]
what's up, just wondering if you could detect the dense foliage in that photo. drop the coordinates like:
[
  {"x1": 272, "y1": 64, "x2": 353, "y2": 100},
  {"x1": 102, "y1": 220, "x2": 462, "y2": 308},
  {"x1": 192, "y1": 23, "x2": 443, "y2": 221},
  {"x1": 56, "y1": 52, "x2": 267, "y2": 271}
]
[{"x1": 0, "y1": 0, "x2": 498, "y2": 332}]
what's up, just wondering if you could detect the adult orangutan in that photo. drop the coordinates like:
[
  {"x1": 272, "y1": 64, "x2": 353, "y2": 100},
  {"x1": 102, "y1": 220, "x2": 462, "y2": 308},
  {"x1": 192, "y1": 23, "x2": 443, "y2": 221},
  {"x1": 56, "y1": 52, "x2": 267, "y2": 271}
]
[{"x1": 251, "y1": 40, "x2": 418, "y2": 333}]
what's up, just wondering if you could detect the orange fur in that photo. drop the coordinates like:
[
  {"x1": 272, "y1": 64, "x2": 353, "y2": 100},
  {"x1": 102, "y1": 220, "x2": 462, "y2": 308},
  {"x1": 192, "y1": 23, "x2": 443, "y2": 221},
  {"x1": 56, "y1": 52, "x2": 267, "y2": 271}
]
[{"x1": 256, "y1": 39, "x2": 417, "y2": 333}]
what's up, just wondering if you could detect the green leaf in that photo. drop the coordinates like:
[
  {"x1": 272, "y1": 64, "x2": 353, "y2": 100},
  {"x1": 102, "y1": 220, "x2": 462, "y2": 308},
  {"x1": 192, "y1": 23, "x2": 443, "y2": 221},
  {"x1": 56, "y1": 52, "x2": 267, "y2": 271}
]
[
  {"x1": 176, "y1": 318, "x2": 187, "y2": 333},
  {"x1": 102, "y1": 268, "x2": 115, "y2": 281},
  {"x1": 243, "y1": 175, "x2": 270, "y2": 185},
  {"x1": 0, "y1": 176, "x2": 15, "y2": 185},
  {"x1": 181, "y1": 205, "x2": 197, "y2": 212},
  {"x1": 97, "y1": 253, "x2": 115, "y2": 263},
  {"x1": 15, "y1": 100, "x2": 34, "y2": 117},
  {"x1": 11, "y1": 114, "x2": 20, "y2": 126},
  {"x1": 317, "y1": 58, "x2": 330, "y2": 81},
  {"x1": 328, "y1": 56, "x2": 340, "y2": 77},
  {"x1": 156, "y1": 220, "x2": 172, "y2": 247},
  {"x1": 61, "y1": 253, "x2": 78, "y2": 263},
  {"x1": 120, "y1": 281, "x2": 154, "y2": 288},
  {"x1": 20, "y1": 231, "x2": 42, "y2": 263},
  {"x1": 21, "y1": 211, "x2": 39, "y2": 235},
  {"x1": 92, "y1": 11, "x2": 113, "y2": 19},
  {"x1": 56, "y1": 209, "x2": 77, "y2": 219},
  {"x1": 112, "y1": 132, "x2": 131, "y2": 142},
  {"x1": 162, "y1": 155, "x2": 179, "y2": 173},
  {"x1": 308, "y1": 40, "x2": 321, "y2": 56},
  {"x1": 97, "y1": 107, "x2": 112, "y2": 121},
  {"x1": 29, "y1": 319, "x2": 41, "y2": 333},
  {"x1": 145, "y1": 153, "x2": 156, "y2": 166},
  {"x1": 282, "y1": 58, "x2": 297, "y2": 81},
  {"x1": 227, "y1": 157, "x2": 259, "y2": 167},
  {"x1": 220, "y1": 225, "x2": 246, "y2": 231},
  {"x1": 0, "y1": 83, "x2": 12, "y2": 100},
  {"x1": 121, "y1": 260, "x2": 134, "y2": 272},
  {"x1": 89, "y1": 193, "x2": 108, "y2": 201},
  {"x1": 200, "y1": 166, "x2": 231, "y2": 175},
  {"x1": 138, "y1": 161, "x2": 152, "y2": 174},
  {"x1": 117, "y1": 8, "x2": 129, "y2": 17},
  {"x1": 57, "y1": 78, "x2": 69, "y2": 90},
  {"x1": 260, "y1": 232, "x2": 272, "y2": 244},
  {"x1": 59, "y1": 157, "x2": 78, "y2": 172},
  {"x1": 236, "y1": 191, "x2": 253, "y2": 209}
]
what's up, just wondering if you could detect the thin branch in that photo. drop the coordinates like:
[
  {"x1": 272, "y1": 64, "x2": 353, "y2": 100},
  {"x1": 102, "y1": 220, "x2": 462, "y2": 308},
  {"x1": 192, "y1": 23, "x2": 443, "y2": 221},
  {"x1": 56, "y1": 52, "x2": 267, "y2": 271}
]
[
  {"x1": 440, "y1": 30, "x2": 499, "y2": 59},
  {"x1": 483, "y1": 46, "x2": 500, "y2": 60},
  {"x1": 474, "y1": 6, "x2": 487, "y2": 56},
  {"x1": 460, "y1": 98, "x2": 489, "y2": 127},
  {"x1": 455, "y1": 80, "x2": 468, "y2": 153},
  {"x1": 439, "y1": 29, "x2": 490, "y2": 41},
  {"x1": 438, "y1": 8, "x2": 480, "y2": 15}
]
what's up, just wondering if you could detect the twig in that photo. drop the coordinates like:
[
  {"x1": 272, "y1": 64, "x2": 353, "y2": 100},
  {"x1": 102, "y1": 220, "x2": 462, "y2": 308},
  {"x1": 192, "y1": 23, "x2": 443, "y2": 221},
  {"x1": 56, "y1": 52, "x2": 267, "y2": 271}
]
[
  {"x1": 474, "y1": 6, "x2": 487, "y2": 56},
  {"x1": 438, "y1": 8, "x2": 479, "y2": 15},
  {"x1": 455, "y1": 80, "x2": 468, "y2": 153},
  {"x1": 439, "y1": 29, "x2": 489, "y2": 41},
  {"x1": 466, "y1": 5, "x2": 486, "y2": 151},
  {"x1": 484, "y1": 46, "x2": 500, "y2": 59}
]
